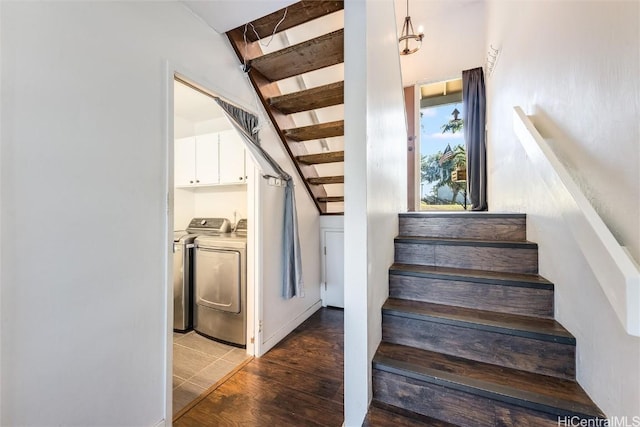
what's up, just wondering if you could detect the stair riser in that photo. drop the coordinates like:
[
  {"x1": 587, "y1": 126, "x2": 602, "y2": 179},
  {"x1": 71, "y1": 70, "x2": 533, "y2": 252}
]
[
  {"x1": 389, "y1": 275, "x2": 554, "y2": 318},
  {"x1": 382, "y1": 314, "x2": 575, "y2": 380},
  {"x1": 399, "y1": 217, "x2": 526, "y2": 241},
  {"x1": 394, "y1": 242, "x2": 538, "y2": 274},
  {"x1": 369, "y1": 401, "x2": 459, "y2": 427},
  {"x1": 373, "y1": 370, "x2": 563, "y2": 427}
]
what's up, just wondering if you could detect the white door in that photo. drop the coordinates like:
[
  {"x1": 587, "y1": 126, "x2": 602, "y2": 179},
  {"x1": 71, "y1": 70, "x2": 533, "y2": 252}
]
[
  {"x1": 322, "y1": 230, "x2": 344, "y2": 308},
  {"x1": 218, "y1": 130, "x2": 246, "y2": 184},
  {"x1": 174, "y1": 136, "x2": 196, "y2": 186},
  {"x1": 195, "y1": 133, "x2": 219, "y2": 185}
]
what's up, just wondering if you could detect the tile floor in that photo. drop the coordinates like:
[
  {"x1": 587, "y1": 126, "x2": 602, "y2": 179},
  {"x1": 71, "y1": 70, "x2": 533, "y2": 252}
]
[{"x1": 172, "y1": 331, "x2": 251, "y2": 415}]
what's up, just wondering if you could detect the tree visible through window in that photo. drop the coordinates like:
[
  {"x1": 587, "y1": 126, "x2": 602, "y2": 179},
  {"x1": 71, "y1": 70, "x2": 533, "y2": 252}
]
[{"x1": 419, "y1": 103, "x2": 468, "y2": 210}]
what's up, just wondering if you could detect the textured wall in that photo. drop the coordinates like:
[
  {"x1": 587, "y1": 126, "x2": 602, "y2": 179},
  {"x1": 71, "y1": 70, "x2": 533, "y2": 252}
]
[
  {"x1": 396, "y1": 0, "x2": 486, "y2": 86},
  {"x1": 0, "y1": 2, "x2": 321, "y2": 424},
  {"x1": 344, "y1": 0, "x2": 407, "y2": 424},
  {"x1": 486, "y1": 0, "x2": 640, "y2": 417}
]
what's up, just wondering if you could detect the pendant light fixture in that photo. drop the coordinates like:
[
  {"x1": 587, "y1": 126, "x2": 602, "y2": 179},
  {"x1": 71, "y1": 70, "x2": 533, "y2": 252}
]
[{"x1": 398, "y1": 0, "x2": 424, "y2": 55}]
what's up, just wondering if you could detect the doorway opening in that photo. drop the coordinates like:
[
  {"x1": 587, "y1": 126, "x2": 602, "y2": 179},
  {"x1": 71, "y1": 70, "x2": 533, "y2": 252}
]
[
  {"x1": 418, "y1": 78, "x2": 468, "y2": 211},
  {"x1": 170, "y1": 76, "x2": 257, "y2": 417}
]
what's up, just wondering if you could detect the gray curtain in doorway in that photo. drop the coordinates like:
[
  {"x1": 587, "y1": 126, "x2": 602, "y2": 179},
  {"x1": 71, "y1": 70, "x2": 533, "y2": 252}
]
[
  {"x1": 462, "y1": 67, "x2": 488, "y2": 211},
  {"x1": 213, "y1": 97, "x2": 303, "y2": 300}
]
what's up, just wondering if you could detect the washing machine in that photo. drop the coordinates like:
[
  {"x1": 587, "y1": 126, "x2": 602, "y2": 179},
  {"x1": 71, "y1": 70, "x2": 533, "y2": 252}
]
[
  {"x1": 193, "y1": 219, "x2": 247, "y2": 347},
  {"x1": 173, "y1": 230, "x2": 196, "y2": 332}
]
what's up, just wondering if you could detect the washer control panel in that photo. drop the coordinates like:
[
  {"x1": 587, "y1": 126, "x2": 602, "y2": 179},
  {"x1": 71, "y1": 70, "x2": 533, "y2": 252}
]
[{"x1": 187, "y1": 217, "x2": 231, "y2": 234}]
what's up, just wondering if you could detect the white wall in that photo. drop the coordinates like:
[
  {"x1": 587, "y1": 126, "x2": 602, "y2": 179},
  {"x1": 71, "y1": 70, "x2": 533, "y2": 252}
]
[
  {"x1": 174, "y1": 188, "x2": 196, "y2": 230},
  {"x1": 320, "y1": 215, "x2": 343, "y2": 230},
  {"x1": 486, "y1": 0, "x2": 640, "y2": 417},
  {"x1": 174, "y1": 185, "x2": 248, "y2": 231},
  {"x1": 0, "y1": 1, "x2": 321, "y2": 425},
  {"x1": 175, "y1": 115, "x2": 195, "y2": 138},
  {"x1": 193, "y1": 185, "x2": 248, "y2": 226},
  {"x1": 258, "y1": 178, "x2": 322, "y2": 354},
  {"x1": 194, "y1": 117, "x2": 234, "y2": 134},
  {"x1": 344, "y1": 0, "x2": 408, "y2": 425},
  {"x1": 344, "y1": 0, "x2": 369, "y2": 422},
  {"x1": 396, "y1": 0, "x2": 486, "y2": 86}
]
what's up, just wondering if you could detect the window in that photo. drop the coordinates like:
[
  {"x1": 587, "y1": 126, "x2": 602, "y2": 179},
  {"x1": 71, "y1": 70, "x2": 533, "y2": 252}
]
[{"x1": 418, "y1": 78, "x2": 468, "y2": 211}]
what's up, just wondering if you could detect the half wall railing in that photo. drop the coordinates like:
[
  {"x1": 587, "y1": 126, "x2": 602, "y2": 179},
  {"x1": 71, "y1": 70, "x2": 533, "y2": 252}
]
[{"x1": 513, "y1": 106, "x2": 640, "y2": 336}]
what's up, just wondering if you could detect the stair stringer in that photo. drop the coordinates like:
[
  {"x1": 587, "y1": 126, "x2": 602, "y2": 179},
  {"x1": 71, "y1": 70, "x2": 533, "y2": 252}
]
[{"x1": 225, "y1": 2, "x2": 345, "y2": 215}]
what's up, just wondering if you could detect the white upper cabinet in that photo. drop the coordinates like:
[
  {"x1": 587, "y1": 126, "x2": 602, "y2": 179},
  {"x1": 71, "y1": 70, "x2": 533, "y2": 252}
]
[
  {"x1": 175, "y1": 136, "x2": 197, "y2": 187},
  {"x1": 174, "y1": 131, "x2": 246, "y2": 188},
  {"x1": 218, "y1": 130, "x2": 246, "y2": 185},
  {"x1": 194, "y1": 133, "x2": 219, "y2": 186}
]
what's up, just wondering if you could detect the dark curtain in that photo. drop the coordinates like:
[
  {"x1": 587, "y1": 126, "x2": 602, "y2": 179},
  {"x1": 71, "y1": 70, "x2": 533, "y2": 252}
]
[
  {"x1": 213, "y1": 97, "x2": 287, "y2": 179},
  {"x1": 214, "y1": 97, "x2": 303, "y2": 299},
  {"x1": 462, "y1": 67, "x2": 488, "y2": 211}
]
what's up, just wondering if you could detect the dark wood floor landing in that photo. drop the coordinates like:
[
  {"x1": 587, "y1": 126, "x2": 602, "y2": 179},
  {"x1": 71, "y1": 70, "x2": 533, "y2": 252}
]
[{"x1": 175, "y1": 308, "x2": 345, "y2": 426}]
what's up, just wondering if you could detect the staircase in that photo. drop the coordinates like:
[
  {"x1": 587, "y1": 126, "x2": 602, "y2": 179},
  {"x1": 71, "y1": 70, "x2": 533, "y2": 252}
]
[
  {"x1": 369, "y1": 212, "x2": 605, "y2": 426},
  {"x1": 226, "y1": 1, "x2": 345, "y2": 215}
]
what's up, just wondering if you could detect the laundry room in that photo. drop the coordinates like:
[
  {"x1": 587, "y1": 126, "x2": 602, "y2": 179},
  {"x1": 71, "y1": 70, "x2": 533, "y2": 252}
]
[
  {"x1": 171, "y1": 78, "x2": 255, "y2": 415},
  {"x1": 173, "y1": 80, "x2": 250, "y2": 228}
]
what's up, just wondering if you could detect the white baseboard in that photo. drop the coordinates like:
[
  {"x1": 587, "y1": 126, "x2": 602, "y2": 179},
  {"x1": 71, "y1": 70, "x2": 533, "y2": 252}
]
[{"x1": 259, "y1": 300, "x2": 322, "y2": 356}]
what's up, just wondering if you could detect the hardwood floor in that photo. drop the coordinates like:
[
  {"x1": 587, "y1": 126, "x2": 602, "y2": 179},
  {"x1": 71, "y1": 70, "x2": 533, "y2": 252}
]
[
  {"x1": 363, "y1": 402, "x2": 457, "y2": 427},
  {"x1": 174, "y1": 308, "x2": 344, "y2": 427}
]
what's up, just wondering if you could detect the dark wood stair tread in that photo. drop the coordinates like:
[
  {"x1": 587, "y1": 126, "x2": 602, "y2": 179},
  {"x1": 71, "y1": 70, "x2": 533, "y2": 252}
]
[
  {"x1": 383, "y1": 298, "x2": 575, "y2": 344},
  {"x1": 307, "y1": 175, "x2": 344, "y2": 185},
  {"x1": 395, "y1": 235, "x2": 538, "y2": 249},
  {"x1": 284, "y1": 120, "x2": 344, "y2": 141},
  {"x1": 400, "y1": 212, "x2": 526, "y2": 219},
  {"x1": 269, "y1": 81, "x2": 344, "y2": 114},
  {"x1": 239, "y1": 1, "x2": 344, "y2": 43},
  {"x1": 364, "y1": 401, "x2": 458, "y2": 427},
  {"x1": 296, "y1": 151, "x2": 344, "y2": 165},
  {"x1": 373, "y1": 341, "x2": 604, "y2": 419},
  {"x1": 316, "y1": 196, "x2": 343, "y2": 203},
  {"x1": 225, "y1": 4, "x2": 344, "y2": 217},
  {"x1": 249, "y1": 29, "x2": 344, "y2": 81},
  {"x1": 390, "y1": 263, "x2": 553, "y2": 290}
]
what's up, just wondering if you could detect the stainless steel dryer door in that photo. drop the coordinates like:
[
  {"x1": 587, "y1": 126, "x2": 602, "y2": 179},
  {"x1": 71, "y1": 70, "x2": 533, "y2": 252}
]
[{"x1": 195, "y1": 247, "x2": 241, "y2": 314}]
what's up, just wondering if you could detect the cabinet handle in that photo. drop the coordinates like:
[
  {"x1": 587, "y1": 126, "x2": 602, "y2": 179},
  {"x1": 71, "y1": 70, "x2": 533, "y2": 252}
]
[
  {"x1": 196, "y1": 180, "x2": 200, "y2": 183},
  {"x1": 190, "y1": 180, "x2": 194, "y2": 184},
  {"x1": 239, "y1": 177, "x2": 243, "y2": 181}
]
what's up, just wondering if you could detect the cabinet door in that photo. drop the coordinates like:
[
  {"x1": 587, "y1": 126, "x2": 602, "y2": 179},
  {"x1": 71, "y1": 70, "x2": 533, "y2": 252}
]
[
  {"x1": 195, "y1": 133, "x2": 219, "y2": 185},
  {"x1": 322, "y1": 230, "x2": 344, "y2": 308},
  {"x1": 174, "y1": 137, "x2": 196, "y2": 186},
  {"x1": 218, "y1": 130, "x2": 246, "y2": 184}
]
